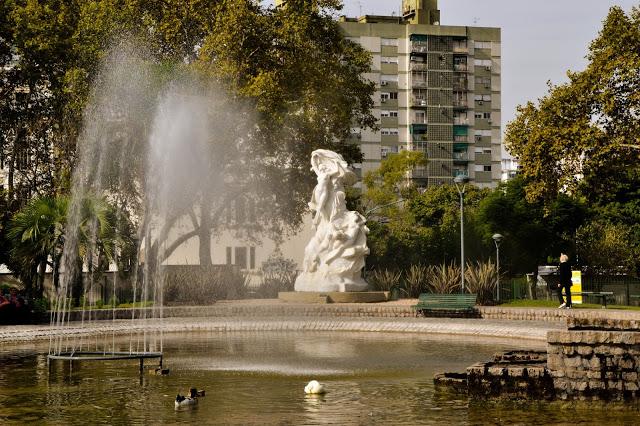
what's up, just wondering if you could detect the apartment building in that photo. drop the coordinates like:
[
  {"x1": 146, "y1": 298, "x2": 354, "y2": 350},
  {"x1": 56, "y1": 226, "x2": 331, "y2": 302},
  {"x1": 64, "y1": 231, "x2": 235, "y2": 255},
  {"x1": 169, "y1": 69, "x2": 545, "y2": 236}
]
[{"x1": 337, "y1": 0, "x2": 502, "y2": 188}]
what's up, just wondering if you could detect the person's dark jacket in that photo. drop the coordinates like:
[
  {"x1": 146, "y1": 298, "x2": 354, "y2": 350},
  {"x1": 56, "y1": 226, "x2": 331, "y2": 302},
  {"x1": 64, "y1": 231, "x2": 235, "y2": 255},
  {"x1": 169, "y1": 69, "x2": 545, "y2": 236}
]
[{"x1": 558, "y1": 262, "x2": 572, "y2": 288}]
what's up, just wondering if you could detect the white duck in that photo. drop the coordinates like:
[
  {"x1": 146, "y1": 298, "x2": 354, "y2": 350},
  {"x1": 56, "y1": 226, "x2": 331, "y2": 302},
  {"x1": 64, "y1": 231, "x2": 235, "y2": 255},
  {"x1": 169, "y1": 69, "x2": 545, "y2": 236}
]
[{"x1": 304, "y1": 380, "x2": 326, "y2": 395}]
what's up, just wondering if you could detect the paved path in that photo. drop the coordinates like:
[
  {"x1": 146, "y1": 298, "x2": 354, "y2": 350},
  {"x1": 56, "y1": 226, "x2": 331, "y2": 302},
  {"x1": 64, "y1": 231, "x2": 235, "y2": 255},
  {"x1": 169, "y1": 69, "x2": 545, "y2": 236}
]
[{"x1": 0, "y1": 315, "x2": 563, "y2": 344}]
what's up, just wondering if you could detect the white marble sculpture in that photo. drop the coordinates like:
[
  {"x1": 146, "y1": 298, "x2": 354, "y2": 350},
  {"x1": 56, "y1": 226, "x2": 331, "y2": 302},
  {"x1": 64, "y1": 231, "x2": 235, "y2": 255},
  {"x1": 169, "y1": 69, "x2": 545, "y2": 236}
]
[{"x1": 294, "y1": 149, "x2": 369, "y2": 292}]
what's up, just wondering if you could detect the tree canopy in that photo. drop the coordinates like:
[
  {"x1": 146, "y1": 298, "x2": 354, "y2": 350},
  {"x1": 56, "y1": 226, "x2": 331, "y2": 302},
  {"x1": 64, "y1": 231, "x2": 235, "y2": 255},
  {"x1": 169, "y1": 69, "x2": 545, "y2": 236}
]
[{"x1": 505, "y1": 6, "x2": 640, "y2": 206}]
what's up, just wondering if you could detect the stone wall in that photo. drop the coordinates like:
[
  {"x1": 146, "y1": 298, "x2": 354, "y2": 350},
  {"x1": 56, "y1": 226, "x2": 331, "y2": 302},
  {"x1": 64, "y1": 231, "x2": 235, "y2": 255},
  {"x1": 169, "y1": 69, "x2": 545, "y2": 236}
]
[
  {"x1": 547, "y1": 328, "x2": 640, "y2": 400},
  {"x1": 61, "y1": 302, "x2": 640, "y2": 323},
  {"x1": 465, "y1": 350, "x2": 554, "y2": 400}
]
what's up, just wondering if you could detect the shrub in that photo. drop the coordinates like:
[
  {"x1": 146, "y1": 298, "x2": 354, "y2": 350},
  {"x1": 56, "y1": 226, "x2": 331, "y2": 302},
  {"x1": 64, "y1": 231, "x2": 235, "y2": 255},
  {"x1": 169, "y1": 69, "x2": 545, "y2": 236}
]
[
  {"x1": 163, "y1": 265, "x2": 249, "y2": 304},
  {"x1": 255, "y1": 250, "x2": 298, "y2": 298},
  {"x1": 465, "y1": 261, "x2": 499, "y2": 305},
  {"x1": 426, "y1": 263, "x2": 460, "y2": 294},
  {"x1": 369, "y1": 269, "x2": 402, "y2": 291},
  {"x1": 403, "y1": 264, "x2": 429, "y2": 298}
]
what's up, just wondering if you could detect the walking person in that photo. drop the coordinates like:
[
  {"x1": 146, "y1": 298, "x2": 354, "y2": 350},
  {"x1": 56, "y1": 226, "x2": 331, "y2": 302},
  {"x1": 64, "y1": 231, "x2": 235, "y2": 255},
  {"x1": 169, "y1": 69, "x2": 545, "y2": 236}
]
[{"x1": 557, "y1": 254, "x2": 572, "y2": 309}]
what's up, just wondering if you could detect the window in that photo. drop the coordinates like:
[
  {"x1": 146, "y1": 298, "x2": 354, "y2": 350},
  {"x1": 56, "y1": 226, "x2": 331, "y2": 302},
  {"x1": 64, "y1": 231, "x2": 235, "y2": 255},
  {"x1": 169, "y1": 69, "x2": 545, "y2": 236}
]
[
  {"x1": 235, "y1": 247, "x2": 248, "y2": 269},
  {"x1": 380, "y1": 74, "x2": 398, "y2": 83},
  {"x1": 475, "y1": 129, "x2": 492, "y2": 137},
  {"x1": 381, "y1": 110, "x2": 398, "y2": 117},
  {"x1": 381, "y1": 56, "x2": 399, "y2": 64},
  {"x1": 414, "y1": 111, "x2": 426, "y2": 123},
  {"x1": 249, "y1": 247, "x2": 256, "y2": 269},
  {"x1": 474, "y1": 94, "x2": 491, "y2": 102},
  {"x1": 474, "y1": 112, "x2": 491, "y2": 120},
  {"x1": 381, "y1": 92, "x2": 390, "y2": 101},
  {"x1": 382, "y1": 146, "x2": 399, "y2": 157},
  {"x1": 381, "y1": 38, "x2": 398, "y2": 46},
  {"x1": 474, "y1": 147, "x2": 492, "y2": 154},
  {"x1": 475, "y1": 165, "x2": 492, "y2": 172},
  {"x1": 475, "y1": 76, "x2": 491, "y2": 85},
  {"x1": 226, "y1": 247, "x2": 232, "y2": 265},
  {"x1": 473, "y1": 59, "x2": 492, "y2": 67},
  {"x1": 381, "y1": 128, "x2": 399, "y2": 135},
  {"x1": 474, "y1": 41, "x2": 491, "y2": 49},
  {"x1": 346, "y1": 37, "x2": 360, "y2": 43},
  {"x1": 235, "y1": 198, "x2": 245, "y2": 223},
  {"x1": 389, "y1": 92, "x2": 398, "y2": 99}
]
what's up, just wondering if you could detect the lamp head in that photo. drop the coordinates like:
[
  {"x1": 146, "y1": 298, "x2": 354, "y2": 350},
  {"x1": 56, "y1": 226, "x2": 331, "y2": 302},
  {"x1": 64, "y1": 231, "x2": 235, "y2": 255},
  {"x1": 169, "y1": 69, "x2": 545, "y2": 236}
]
[{"x1": 492, "y1": 233, "x2": 503, "y2": 243}]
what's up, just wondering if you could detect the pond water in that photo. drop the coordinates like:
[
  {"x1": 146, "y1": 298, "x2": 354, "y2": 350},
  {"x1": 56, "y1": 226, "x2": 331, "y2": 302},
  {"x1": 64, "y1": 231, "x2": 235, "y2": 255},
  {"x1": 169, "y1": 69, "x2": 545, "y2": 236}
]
[{"x1": 0, "y1": 331, "x2": 638, "y2": 425}]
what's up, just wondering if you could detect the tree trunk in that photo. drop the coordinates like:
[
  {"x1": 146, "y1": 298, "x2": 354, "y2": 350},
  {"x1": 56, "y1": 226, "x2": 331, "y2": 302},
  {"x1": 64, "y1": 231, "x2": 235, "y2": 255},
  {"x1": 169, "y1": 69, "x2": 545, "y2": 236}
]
[
  {"x1": 36, "y1": 259, "x2": 46, "y2": 300},
  {"x1": 198, "y1": 202, "x2": 212, "y2": 266}
]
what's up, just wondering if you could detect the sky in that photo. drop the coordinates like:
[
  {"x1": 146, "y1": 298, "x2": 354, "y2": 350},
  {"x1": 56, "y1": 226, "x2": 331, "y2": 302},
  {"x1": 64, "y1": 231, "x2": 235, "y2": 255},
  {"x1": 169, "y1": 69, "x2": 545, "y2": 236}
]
[{"x1": 265, "y1": 0, "x2": 637, "y2": 149}]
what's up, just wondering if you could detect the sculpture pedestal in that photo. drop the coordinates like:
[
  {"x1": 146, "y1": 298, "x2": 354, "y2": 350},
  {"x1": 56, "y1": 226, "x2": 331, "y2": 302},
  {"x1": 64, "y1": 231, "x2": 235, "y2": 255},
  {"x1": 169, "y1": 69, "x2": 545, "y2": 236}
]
[
  {"x1": 294, "y1": 272, "x2": 369, "y2": 293},
  {"x1": 279, "y1": 291, "x2": 388, "y2": 304}
]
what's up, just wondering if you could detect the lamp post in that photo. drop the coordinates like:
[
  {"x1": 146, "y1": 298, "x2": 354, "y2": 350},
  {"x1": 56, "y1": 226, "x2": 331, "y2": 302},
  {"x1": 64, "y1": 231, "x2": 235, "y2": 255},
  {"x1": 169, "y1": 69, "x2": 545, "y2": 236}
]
[
  {"x1": 492, "y1": 233, "x2": 503, "y2": 302},
  {"x1": 454, "y1": 175, "x2": 470, "y2": 293}
]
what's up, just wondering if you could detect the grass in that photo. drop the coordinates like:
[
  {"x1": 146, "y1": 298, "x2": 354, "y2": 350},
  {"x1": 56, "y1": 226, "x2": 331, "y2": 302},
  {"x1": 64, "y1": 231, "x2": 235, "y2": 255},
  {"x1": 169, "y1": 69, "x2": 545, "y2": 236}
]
[{"x1": 501, "y1": 299, "x2": 640, "y2": 311}]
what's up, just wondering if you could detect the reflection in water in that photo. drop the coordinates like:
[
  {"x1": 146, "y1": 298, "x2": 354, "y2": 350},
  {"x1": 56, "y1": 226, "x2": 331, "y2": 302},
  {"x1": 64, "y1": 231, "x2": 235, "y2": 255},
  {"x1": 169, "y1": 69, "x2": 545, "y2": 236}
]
[{"x1": 0, "y1": 332, "x2": 638, "y2": 424}]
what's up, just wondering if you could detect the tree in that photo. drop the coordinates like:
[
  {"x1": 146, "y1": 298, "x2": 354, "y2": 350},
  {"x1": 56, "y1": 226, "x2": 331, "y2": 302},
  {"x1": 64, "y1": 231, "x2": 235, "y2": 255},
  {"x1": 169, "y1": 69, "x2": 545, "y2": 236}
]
[
  {"x1": 6, "y1": 196, "x2": 67, "y2": 299},
  {"x1": 6, "y1": 194, "x2": 133, "y2": 302},
  {"x1": 505, "y1": 6, "x2": 640, "y2": 206},
  {"x1": 1, "y1": 0, "x2": 377, "y2": 273},
  {"x1": 576, "y1": 221, "x2": 639, "y2": 275}
]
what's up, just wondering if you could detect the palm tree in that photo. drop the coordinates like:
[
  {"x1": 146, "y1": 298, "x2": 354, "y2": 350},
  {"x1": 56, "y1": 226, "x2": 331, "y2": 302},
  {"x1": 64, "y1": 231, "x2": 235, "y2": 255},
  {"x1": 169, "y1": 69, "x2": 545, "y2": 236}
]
[
  {"x1": 7, "y1": 196, "x2": 68, "y2": 299},
  {"x1": 7, "y1": 194, "x2": 133, "y2": 304}
]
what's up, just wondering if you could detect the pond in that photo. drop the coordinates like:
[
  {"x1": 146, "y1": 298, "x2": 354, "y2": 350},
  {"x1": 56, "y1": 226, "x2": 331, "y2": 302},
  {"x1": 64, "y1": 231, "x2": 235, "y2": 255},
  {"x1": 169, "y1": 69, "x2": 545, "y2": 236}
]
[{"x1": 0, "y1": 331, "x2": 637, "y2": 424}]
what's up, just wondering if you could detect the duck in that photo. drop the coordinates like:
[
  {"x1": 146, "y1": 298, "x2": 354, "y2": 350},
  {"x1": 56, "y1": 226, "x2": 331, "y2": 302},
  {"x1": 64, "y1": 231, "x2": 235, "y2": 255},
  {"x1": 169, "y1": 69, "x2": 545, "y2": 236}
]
[
  {"x1": 175, "y1": 393, "x2": 197, "y2": 409},
  {"x1": 304, "y1": 380, "x2": 326, "y2": 395},
  {"x1": 174, "y1": 388, "x2": 203, "y2": 409}
]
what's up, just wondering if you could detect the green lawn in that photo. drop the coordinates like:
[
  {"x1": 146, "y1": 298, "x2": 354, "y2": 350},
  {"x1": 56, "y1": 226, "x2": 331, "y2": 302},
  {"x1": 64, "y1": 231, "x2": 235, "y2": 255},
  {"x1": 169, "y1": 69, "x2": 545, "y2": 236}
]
[{"x1": 500, "y1": 299, "x2": 640, "y2": 311}]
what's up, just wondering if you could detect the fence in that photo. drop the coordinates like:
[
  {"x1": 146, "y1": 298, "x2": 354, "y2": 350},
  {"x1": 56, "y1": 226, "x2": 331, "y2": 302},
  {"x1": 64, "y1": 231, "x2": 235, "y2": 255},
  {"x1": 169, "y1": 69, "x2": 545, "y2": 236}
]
[{"x1": 498, "y1": 274, "x2": 640, "y2": 307}]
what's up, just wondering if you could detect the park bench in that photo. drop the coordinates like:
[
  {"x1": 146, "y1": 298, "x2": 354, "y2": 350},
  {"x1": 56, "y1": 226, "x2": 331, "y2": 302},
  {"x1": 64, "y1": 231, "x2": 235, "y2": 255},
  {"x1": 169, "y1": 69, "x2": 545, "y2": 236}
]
[
  {"x1": 413, "y1": 293, "x2": 478, "y2": 317},
  {"x1": 571, "y1": 291, "x2": 614, "y2": 308}
]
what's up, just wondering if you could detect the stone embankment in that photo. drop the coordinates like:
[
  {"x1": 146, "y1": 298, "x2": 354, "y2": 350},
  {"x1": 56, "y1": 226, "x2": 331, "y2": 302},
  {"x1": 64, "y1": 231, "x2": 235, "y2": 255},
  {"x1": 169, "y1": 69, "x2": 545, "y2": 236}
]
[
  {"x1": 548, "y1": 317, "x2": 640, "y2": 400},
  {"x1": 436, "y1": 317, "x2": 640, "y2": 401},
  {"x1": 59, "y1": 300, "x2": 640, "y2": 323}
]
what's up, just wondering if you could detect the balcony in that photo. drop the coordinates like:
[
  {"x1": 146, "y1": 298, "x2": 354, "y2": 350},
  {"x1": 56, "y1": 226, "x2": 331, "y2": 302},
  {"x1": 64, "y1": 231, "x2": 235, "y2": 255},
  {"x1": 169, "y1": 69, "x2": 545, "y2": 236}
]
[
  {"x1": 453, "y1": 63, "x2": 468, "y2": 72},
  {"x1": 453, "y1": 117, "x2": 469, "y2": 125},
  {"x1": 453, "y1": 45, "x2": 468, "y2": 54},
  {"x1": 453, "y1": 99, "x2": 468, "y2": 109},
  {"x1": 411, "y1": 80, "x2": 428, "y2": 89},
  {"x1": 410, "y1": 42, "x2": 429, "y2": 54},
  {"x1": 412, "y1": 168, "x2": 429, "y2": 178},
  {"x1": 453, "y1": 151, "x2": 469, "y2": 162},
  {"x1": 410, "y1": 62, "x2": 429, "y2": 72},
  {"x1": 453, "y1": 169, "x2": 468, "y2": 178},
  {"x1": 411, "y1": 97, "x2": 428, "y2": 108}
]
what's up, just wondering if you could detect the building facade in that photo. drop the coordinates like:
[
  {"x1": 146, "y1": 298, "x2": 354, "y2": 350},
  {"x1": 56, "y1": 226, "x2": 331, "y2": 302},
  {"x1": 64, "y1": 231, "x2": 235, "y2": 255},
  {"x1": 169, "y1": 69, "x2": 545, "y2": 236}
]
[{"x1": 338, "y1": 0, "x2": 502, "y2": 188}]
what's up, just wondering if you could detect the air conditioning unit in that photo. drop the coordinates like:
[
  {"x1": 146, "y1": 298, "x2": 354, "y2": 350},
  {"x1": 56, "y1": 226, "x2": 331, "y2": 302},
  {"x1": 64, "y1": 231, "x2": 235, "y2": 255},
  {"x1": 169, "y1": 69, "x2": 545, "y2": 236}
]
[
  {"x1": 475, "y1": 135, "x2": 482, "y2": 142},
  {"x1": 381, "y1": 81, "x2": 388, "y2": 86},
  {"x1": 487, "y1": 120, "x2": 492, "y2": 124},
  {"x1": 420, "y1": 100, "x2": 427, "y2": 106}
]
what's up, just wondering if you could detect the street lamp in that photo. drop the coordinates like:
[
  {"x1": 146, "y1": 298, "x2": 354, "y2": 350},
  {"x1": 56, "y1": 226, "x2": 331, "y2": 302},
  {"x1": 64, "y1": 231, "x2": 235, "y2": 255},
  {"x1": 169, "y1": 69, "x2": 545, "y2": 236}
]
[
  {"x1": 492, "y1": 233, "x2": 503, "y2": 302},
  {"x1": 454, "y1": 175, "x2": 470, "y2": 293}
]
